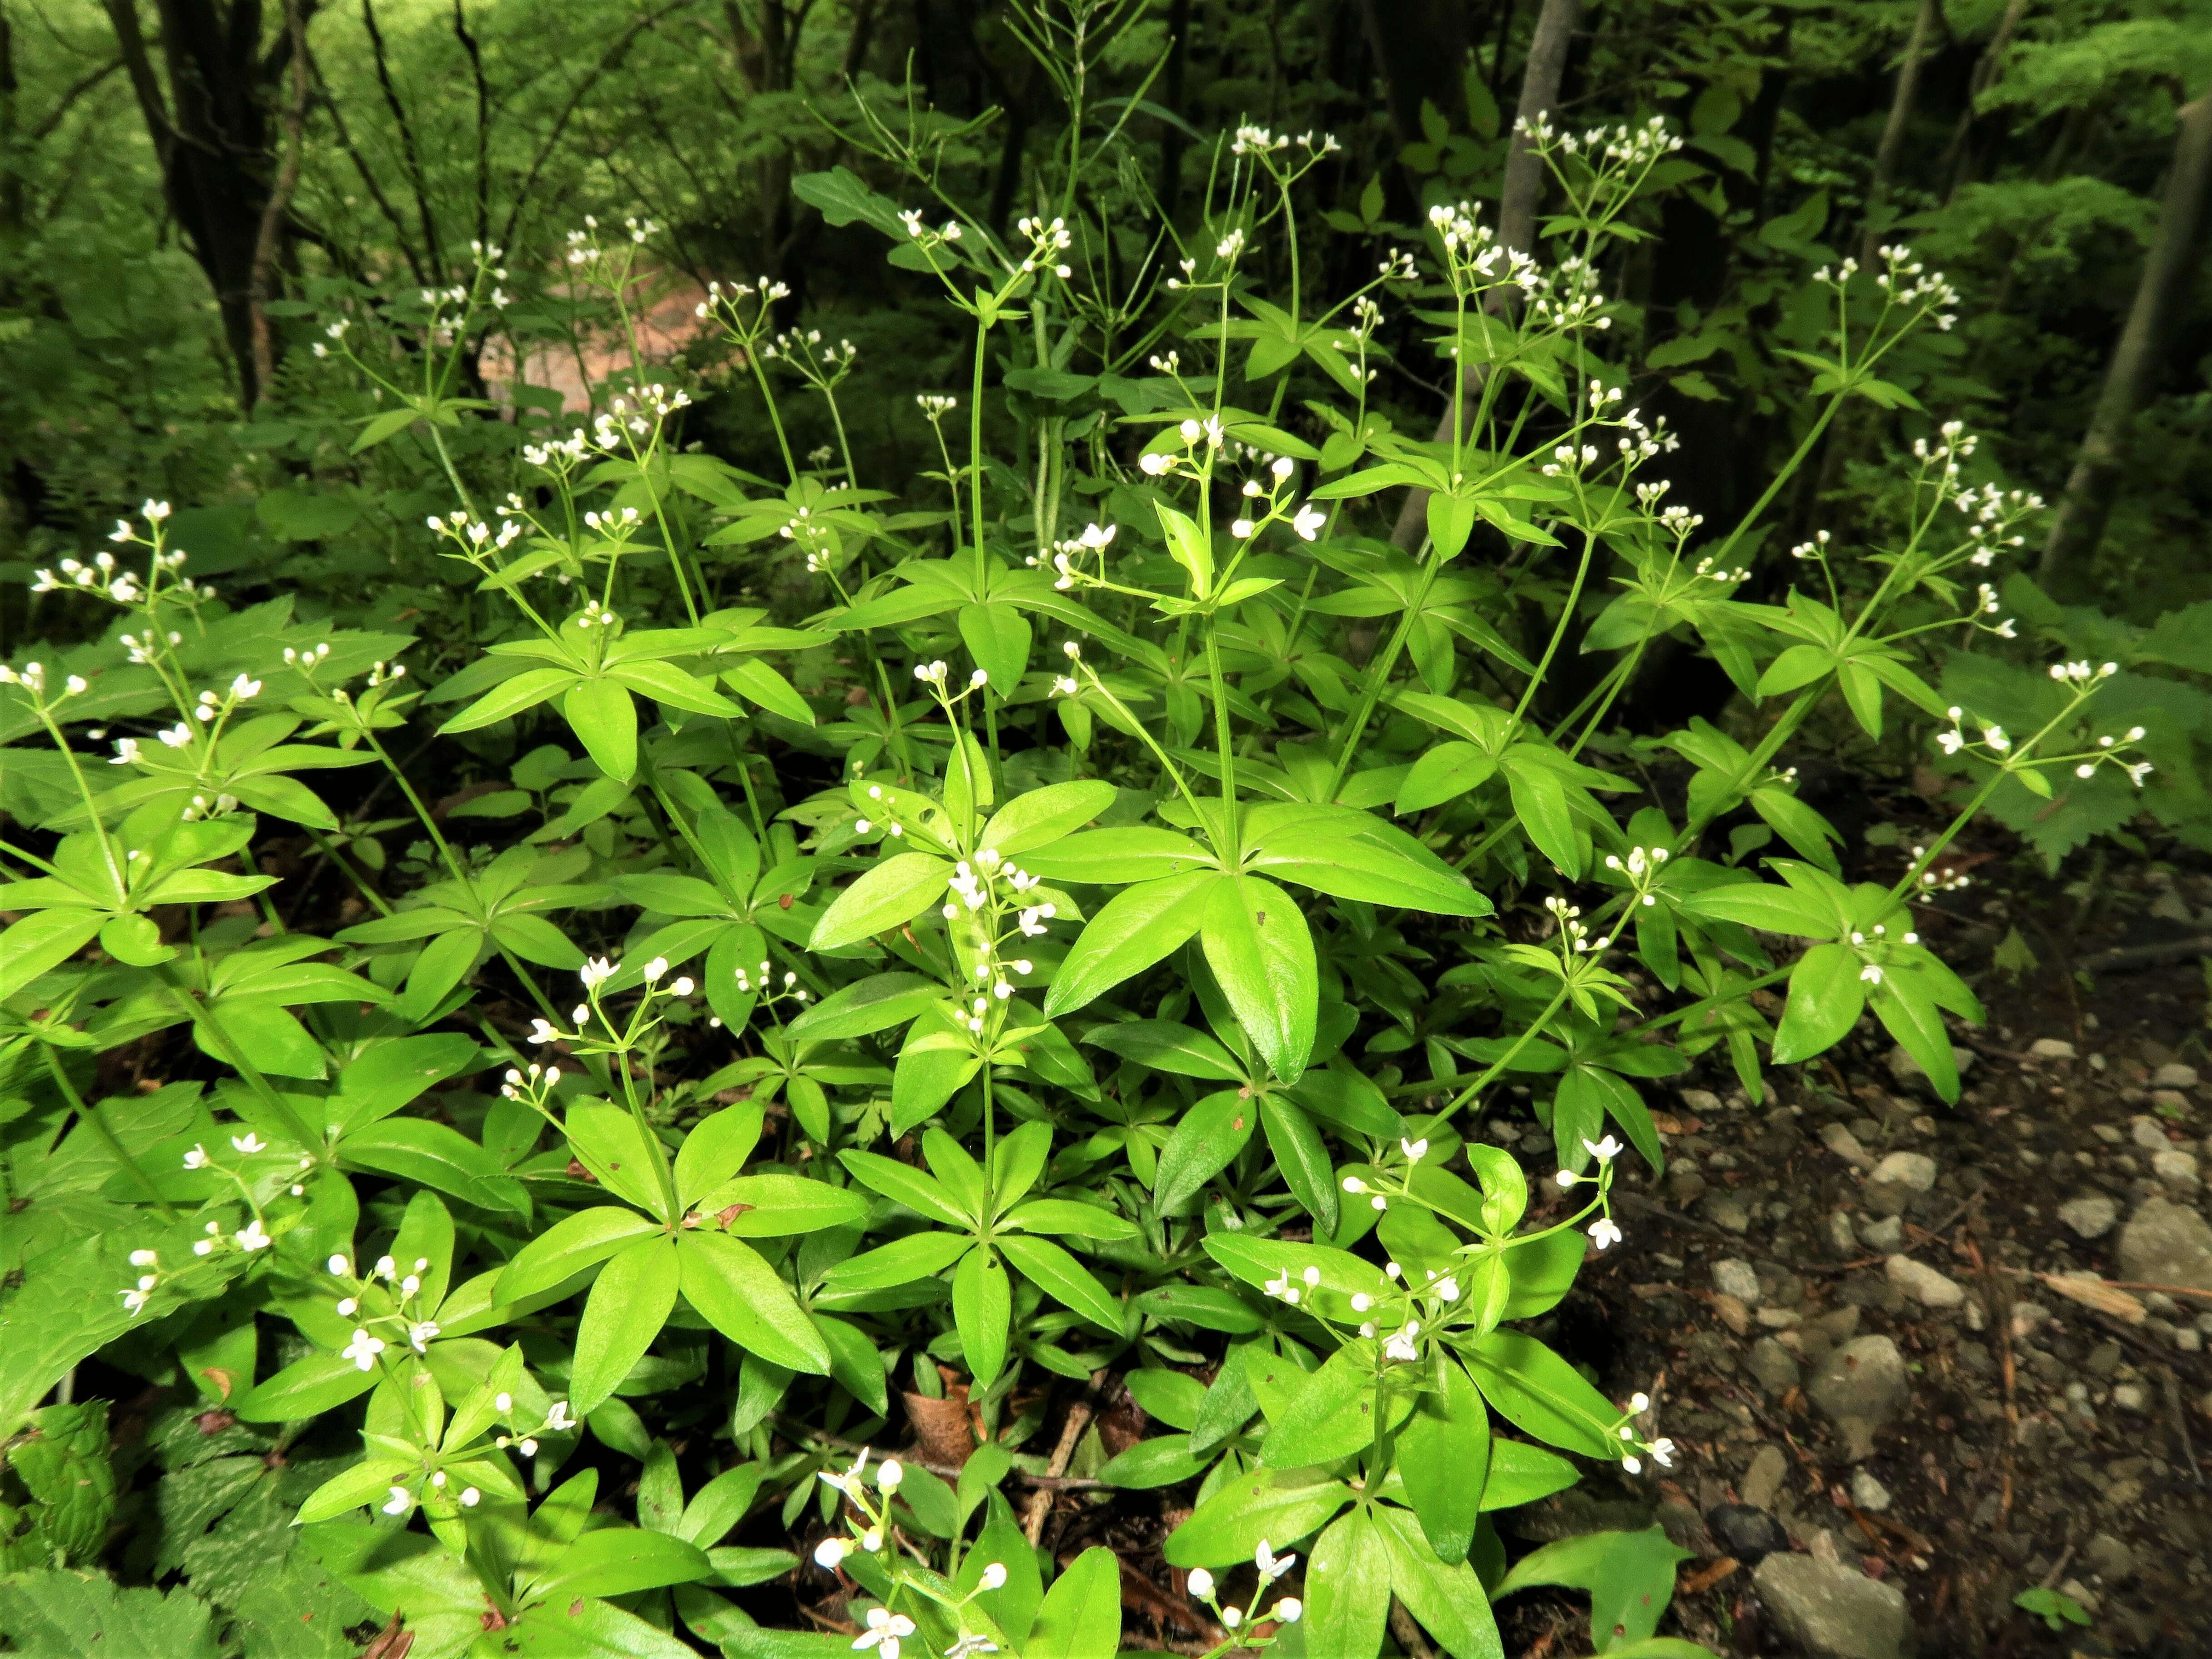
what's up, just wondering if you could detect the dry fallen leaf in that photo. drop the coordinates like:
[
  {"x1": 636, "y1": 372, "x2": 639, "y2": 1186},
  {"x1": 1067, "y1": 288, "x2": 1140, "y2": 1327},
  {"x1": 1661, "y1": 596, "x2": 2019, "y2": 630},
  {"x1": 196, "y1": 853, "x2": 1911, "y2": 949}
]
[{"x1": 2038, "y1": 1272, "x2": 2146, "y2": 1325}]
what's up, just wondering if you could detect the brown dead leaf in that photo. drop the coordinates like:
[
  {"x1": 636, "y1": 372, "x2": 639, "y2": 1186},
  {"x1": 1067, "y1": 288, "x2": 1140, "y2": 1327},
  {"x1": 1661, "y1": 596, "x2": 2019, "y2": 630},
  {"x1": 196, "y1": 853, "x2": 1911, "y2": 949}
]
[
  {"x1": 2038, "y1": 1272, "x2": 2146, "y2": 1324},
  {"x1": 904, "y1": 1387, "x2": 975, "y2": 1468}
]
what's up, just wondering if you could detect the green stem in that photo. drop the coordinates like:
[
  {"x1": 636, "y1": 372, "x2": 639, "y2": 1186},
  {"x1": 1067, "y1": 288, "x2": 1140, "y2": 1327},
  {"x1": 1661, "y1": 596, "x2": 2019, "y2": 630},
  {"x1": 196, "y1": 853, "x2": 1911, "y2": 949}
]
[
  {"x1": 1322, "y1": 552, "x2": 1444, "y2": 800},
  {"x1": 159, "y1": 975, "x2": 321, "y2": 1148},
  {"x1": 43, "y1": 1046, "x2": 176, "y2": 1218},
  {"x1": 1412, "y1": 983, "x2": 1572, "y2": 1138}
]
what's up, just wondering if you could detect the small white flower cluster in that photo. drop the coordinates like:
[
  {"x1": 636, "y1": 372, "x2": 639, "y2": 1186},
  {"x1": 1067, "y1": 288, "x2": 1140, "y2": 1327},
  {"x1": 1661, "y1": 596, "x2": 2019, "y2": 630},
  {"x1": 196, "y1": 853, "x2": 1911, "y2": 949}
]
[
  {"x1": 427, "y1": 508, "x2": 526, "y2": 565},
  {"x1": 1613, "y1": 1389, "x2": 1676, "y2": 1475},
  {"x1": 1814, "y1": 245, "x2": 1959, "y2": 331},
  {"x1": 496, "y1": 1061, "x2": 563, "y2": 1111},
  {"x1": 761, "y1": 328, "x2": 859, "y2": 378},
  {"x1": 327, "y1": 1249, "x2": 443, "y2": 1370},
  {"x1": 1554, "y1": 1136, "x2": 1625, "y2": 1250},
  {"x1": 940, "y1": 848, "x2": 1051, "y2": 1033},
  {"x1": 1049, "y1": 637, "x2": 1085, "y2": 700},
  {"x1": 1790, "y1": 530, "x2": 1832, "y2": 562},
  {"x1": 1011, "y1": 213, "x2": 1075, "y2": 281},
  {"x1": 1185, "y1": 1539, "x2": 1303, "y2": 1634},
  {"x1": 1527, "y1": 253, "x2": 1613, "y2": 333},
  {"x1": 0, "y1": 661, "x2": 89, "y2": 700},
  {"x1": 810, "y1": 1450, "x2": 1010, "y2": 1656},
  {"x1": 1844, "y1": 921, "x2": 1919, "y2": 988},
  {"x1": 730, "y1": 957, "x2": 809, "y2": 1023},
  {"x1": 1602, "y1": 844, "x2": 1671, "y2": 907},
  {"x1": 1033, "y1": 520, "x2": 1116, "y2": 590},
  {"x1": 2051, "y1": 659, "x2": 2117, "y2": 685},
  {"x1": 492, "y1": 1397, "x2": 577, "y2": 1463},
  {"x1": 697, "y1": 276, "x2": 793, "y2": 332},
  {"x1": 896, "y1": 206, "x2": 967, "y2": 253},
  {"x1": 915, "y1": 393, "x2": 959, "y2": 420},
  {"x1": 1903, "y1": 840, "x2": 1972, "y2": 893},
  {"x1": 1543, "y1": 894, "x2": 1612, "y2": 954},
  {"x1": 1691, "y1": 553, "x2": 1748, "y2": 583},
  {"x1": 1423, "y1": 201, "x2": 1540, "y2": 302},
  {"x1": 1139, "y1": 414, "x2": 1225, "y2": 479},
  {"x1": 32, "y1": 503, "x2": 208, "y2": 619},
  {"x1": 529, "y1": 954, "x2": 704, "y2": 1047},
  {"x1": 123, "y1": 1196, "x2": 276, "y2": 1312}
]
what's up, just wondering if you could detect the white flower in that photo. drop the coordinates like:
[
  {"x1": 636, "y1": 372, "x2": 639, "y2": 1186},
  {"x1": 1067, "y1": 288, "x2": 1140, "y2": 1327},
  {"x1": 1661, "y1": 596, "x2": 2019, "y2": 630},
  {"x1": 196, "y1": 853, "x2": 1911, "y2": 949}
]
[
  {"x1": 1556, "y1": 1169, "x2": 1581, "y2": 1187},
  {"x1": 816, "y1": 1537, "x2": 852, "y2": 1569},
  {"x1": 1581, "y1": 1135, "x2": 1623, "y2": 1163},
  {"x1": 131, "y1": 1249, "x2": 159, "y2": 1268},
  {"x1": 1222, "y1": 1606, "x2": 1244, "y2": 1629},
  {"x1": 460, "y1": 1487, "x2": 481, "y2": 1507},
  {"x1": 328, "y1": 1254, "x2": 352, "y2": 1277},
  {"x1": 1400, "y1": 1136, "x2": 1429, "y2": 1164},
  {"x1": 382, "y1": 1485, "x2": 414, "y2": 1515},
  {"x1": 545, "y1": 1401, "x2": 575, "y2": 1431},
  {"x1": 979, "y1": 1561, "x2": 1008, "y2": 1589},
  {"x1": 877, "y1": 1458, "x2": 904, "y2": 1491},
  {"x1": 183, "y1": 1143, "x2": 209, "y2": 1169},
  {"x1": 1649, "y1": 1438, "x2": 1676, "y2": 1468},
  {"x1": 528, "y1": 1018, "x2": 560, "y2": 1044},
  {"x1": 641, "y1": 955, "x2": 668, "y2": 982},
  {"x1": 1187, "y1": 1568, "x2": 1216, "y2": 1599},
  {"x1": 234, "y1": 1219, "x2": 271, "y2": 1252},
  {"x1": 342, "y1": 1328, "x2": 387, "y2": 1371},
  {"x1": 230, "y1": 1131, "x2": 266, "y2": 1155},
  {"x1": 408, "y1": 1321, "x2": 440, "y2": 1352},
  {"x1": 1255, "y1": 1540, "x2": 1296, "y2": 1582},
  {"x1": 1292, "y1": 503, "x2": 1327, "y2": 540},
  {"x1": 1589, "y1": 1217, "x2": 1623, "y2": 1251},
  {"x1": 337, "y1": 1297, "x2": 358, "y2": 1317},
  {"x1": 1859, "y1": 964, "x2": 1883, "y2": 985},
  {"x1": 853, "y1": 1606, "x2": 915, "y2": 1655},
  {"x1": 579, "y1": 956, "x2": 616, "y2": 989},
  {"x1": 1276, "y1": 1597, "x2": 1304, "y2": 1622}
]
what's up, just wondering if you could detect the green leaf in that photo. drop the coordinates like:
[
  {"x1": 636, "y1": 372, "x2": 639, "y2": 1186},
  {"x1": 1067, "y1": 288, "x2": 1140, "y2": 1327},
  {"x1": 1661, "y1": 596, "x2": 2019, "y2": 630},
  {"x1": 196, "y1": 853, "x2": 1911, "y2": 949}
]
[
  {"x1": 1494, "y1": 1527, "x2": 1692, "y2": 1652},
  {"x1": 979, "y1": 780, "x2": 1118, "y2": 855},
  {"x1": 1678, "y1": 881, "x2": 1835, "y2": 937},
  {"x1": 1026, "y1": 1545, "x2": 1122, "y2": 1659},
  {"x1": 1152, "y1": 1089, "x2": 1258, "y2": 1214},
  {"x1": 1022, "y1": 827, "x2": 1217, "y2": 884},
  {"x1": 995, "y1": 1234, "x2": 1123, "y2": 1332},
  {"x1": 808, "y1": 854, "x2": 953, "y2": 951},
  {"x1": 1397, "y1": 1358, "x2": 1490, "y2": 1563},
  {"x1": 694, "y1": 1174, "x2": 872, "y2": 1237},
  {"x1": 952, "y1": 1247, "x2": 1013, "y2": 1387},
  {"x1": 818, "y1": 1232, "x2": 971, "y2": 1293},
  {"x1": 436, "y1": 666, "x2": 580, "y2": 735},
  {"x1": 678, "y1": 1232, "x2": 832, "y2": 1374},
  {"x1": 0, "y1": 1571, "x2": 219, "y2": 1659},
  {"x1": 1043, "y1": 871, "x2": 1219, "y2": 1017},
  {"x1": 1257, "y1": 1342, "x2": 1381, "y2": 1467},
  {"x1": 1259, "y1": 1096, "x2": 1339, "y2": 1236},
  {"x1": 561, "y1": 1101, "x2": 671, "y2": 1217},
  {"x1": 1374, "y1": 1505, "x2": 1504, "y2": 1659},
  {"x1": 1770, "y1": 941, "x2": 1868, "y2": 1063},
  {"x1": 529, "y1": 1527, "x2": 713, "y2": 1601},
  {"x1": 337, "y1": 1119, "x2": 526, "y2": 1216},
  {"x1": 1396, "y1": 741, "x2": 1498, "y2": 815},
  {"x1": 563, "y1": 677, "x2": 639, "y2": 781},
  {"x1": 1302, "y1": 1510, "x2": 1392, "y2": 1659},
  {"x1": 1083, "y1": 1019, "x2": 1242, "y2": 1080},
  {"x1": 785, "y1": 972, "x2": 946, "y2": 1041},
  {"x1": 838, "y1": 1149, "x2": 971, "y2": 1227},
  {"x1": 498, "y1": 1206, "x2": 660, "y2": 1302},
  {"x1": 1479, "y1": 1438, "x2": 1580, "y2": 1509},
  {"x1": 1096, "y1": 1433, "x2": 1209, "y2": 1488},
  {"x1": 676, "y1": 1102, "x2": 766, "y2": 1208},
  {"x1": 233, "y1": 1352, "x2": 379, "y2": 1423},
  {"x1": 1201, "y1": 874, "x2": 1316, "y2": 1080},
  {"x1": 1155, "y1": 501, "x2": 1214, "y2": 599},
  {"x1": 569, "y1": 1236, "x2": 681, "y2": 1414},
  {"x1": 1871, "y1": 967, "x2": 1958, "y2": 1102},
  {"x1": 1163, "y1": 1473, "x2": 1350, "y2": 1568},
  {"x1": 958, "y1": 601, "x2": 1034, "y2": 691},
  {"x1": 1463, "y1": 1332, "x2": 1619, "y2": 1458}
]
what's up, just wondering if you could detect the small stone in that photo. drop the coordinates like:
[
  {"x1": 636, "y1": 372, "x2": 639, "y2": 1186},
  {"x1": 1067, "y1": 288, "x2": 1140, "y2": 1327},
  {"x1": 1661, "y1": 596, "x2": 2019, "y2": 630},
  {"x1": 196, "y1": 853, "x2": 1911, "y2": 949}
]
[
  {"x1": 2132, "y1": 1115, "x2": 2175, "y2": 1151},
  {"x1": 1749, "y1": 1337, "x2": 1801, "y2": 1398},
  {"x1": 2152, "y1": 1061, "x2": 2200, "y2": 1091},
  {"x1": 1857, "y1": 1214, "x2": 1904, "y2": 1251},
  {"x1": 1809, "y1": 1335, "x2": 1911, "y2": 1432},
  {"x1": 2028, "y1": 1037, "x2": 2078, "y2": 1060},
  {"x1": 2085, "y1": 1532, "x2": 2137, "y2": 1583},
  {"x1": 1835, "y1": 1417, "x2": 1880, "y2": 1463},
  {"x1": 1820, "y1": 1122, "x2": 1873, "y2": 1168},
  {"x1": 1869, "y1": 1151, "x2": 1938, "y2": 1191},
  {"x1": 1886, "y1": 1042, "x2": 1974, "y2": 1094},
  {"x1": 1753, "y1": 1553, "x2": 1916, "y2": 1659},
  {"x1": 2057, "y1": 1194, "x2": 2119, "y2": 1240},
  {"x1": 2058, "y1": 1579, "x2": 2100, "y2": 1617},
  {"x1": 1679, "y1": 1088, "x2": 1723, "y2": 1115},
  {"x1": 1709, "y1": 1503, "x2": 1791, "y2": 1565},
  {"x1": 2152, "y1": 1148, "x2": 2202, "y2": 1190},
  {"x1": 1885, "y1": 1254, "x2": 1967, "y2": 1309},
  {"x1": 2111, "y1": 1382, "x2": 2148, "y2": 1413},
  {"x1": 1756, "y1": 1305, "x2": 1802, "y2": 1329},
  {"x1": 1713, "y1": 1258, "x2": 1763, "y2": 1304},
  {"x1": 1741, "y1": 1444, "x2": 1789, "y2": 1511},
  {"x1": 1827, "y1": 1211, "x2": 1860, "y2": 1257},
  {"x1": 1712, "y1": 1292, "x2": 1752, "y2": 1335},
  {"x1": 1704, "y1": 1192, "x2": 1752, "y2": 1233},
  {"x1": 2118, "y1": 1197, "x2": 2212, "y2": 1295},
  {"x1": 1850, "y1": 1468, "x2": 1893, "y2": 1512}
]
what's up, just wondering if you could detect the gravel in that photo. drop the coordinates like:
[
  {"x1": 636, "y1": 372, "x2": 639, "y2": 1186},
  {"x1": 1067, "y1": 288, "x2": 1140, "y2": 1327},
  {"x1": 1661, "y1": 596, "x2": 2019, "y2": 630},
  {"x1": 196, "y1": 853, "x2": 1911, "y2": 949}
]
[
  {"x1": 2057, "y1": 1193, "x2": 2119, "y2": 1239},
  {"x1": 1712, "y1": 1258, "x2": 1763, "y2": 1303},
  {"x1": 1808, "y1": 1335, "x2": 1911, "y2": 1431}
]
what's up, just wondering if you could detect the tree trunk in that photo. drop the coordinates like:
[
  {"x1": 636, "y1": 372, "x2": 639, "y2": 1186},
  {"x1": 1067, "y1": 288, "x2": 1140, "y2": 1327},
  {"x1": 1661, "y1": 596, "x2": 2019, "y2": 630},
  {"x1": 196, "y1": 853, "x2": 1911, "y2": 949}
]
[
  {"x1": 249, "y1": 0, "x2": 310, "y2": 406},
  {"x1": 1389, "y1": 0, "x2": 1581, "y2": 549},
  {"x1": 2038, "y1": 94, "x2": 2212, "y2": 598},
  {"x1": 1358, "y1": 0, "x2": 1471, "y2": 159},
  {"x1": 1858, "y1": 0, "x2": 1940, "y2": 264},
  {"x1": 1938, "y1": 0, "x2": 2029, "y2": 201},
  {"x1": 103, "y1": 0, "x2": 300, "y2": 409}
]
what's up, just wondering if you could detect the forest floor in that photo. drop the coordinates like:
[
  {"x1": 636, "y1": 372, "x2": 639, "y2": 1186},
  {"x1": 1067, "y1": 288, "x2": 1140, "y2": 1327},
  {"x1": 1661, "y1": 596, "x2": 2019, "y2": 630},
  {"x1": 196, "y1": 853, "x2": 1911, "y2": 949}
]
[
  {"x1": 1504, "y1": 842, "x2": 2212, "y2": 1659},
  {"x1": 975, "y1": 833, "x2": 2212, "y2": 1659}
]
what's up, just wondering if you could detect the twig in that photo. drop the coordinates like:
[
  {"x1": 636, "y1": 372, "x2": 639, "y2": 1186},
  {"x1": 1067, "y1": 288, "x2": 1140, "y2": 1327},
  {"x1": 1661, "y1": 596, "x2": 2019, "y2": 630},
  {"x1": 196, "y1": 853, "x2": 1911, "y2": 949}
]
[
  {"x1": 1388, "y1": 1598, "x2": 1437, "y2": 1659},
  {"x1": 2076, "y1": 934, "x2": 2212, "y2": 973},
  {"x1": 2161, "y1": 1366, "x2": 2205, "y2": 1488},
  {"x1": 1023, "y1": 1377, "x2": 1099, "y2": 1543}
]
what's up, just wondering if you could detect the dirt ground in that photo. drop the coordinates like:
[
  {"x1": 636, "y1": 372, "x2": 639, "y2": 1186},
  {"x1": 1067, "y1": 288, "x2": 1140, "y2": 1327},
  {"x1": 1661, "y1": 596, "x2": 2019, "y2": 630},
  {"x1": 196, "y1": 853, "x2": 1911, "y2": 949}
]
[{"x1": 1508, "y1": 848, "x2": 2212, "y2": 1659}]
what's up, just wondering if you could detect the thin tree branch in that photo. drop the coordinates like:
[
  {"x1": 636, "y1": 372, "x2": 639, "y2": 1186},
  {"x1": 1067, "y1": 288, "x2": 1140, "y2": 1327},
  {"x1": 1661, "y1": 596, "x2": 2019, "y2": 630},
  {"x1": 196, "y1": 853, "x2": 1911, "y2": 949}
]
[{"x1": 250, "y1": 0, "x2": 312, "y2": 406}]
